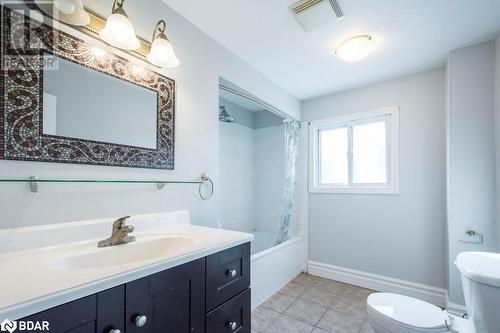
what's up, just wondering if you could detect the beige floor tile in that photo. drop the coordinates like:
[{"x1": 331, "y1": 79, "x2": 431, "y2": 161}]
[
  {"x1": 299, "y1": 286, "x2": 336, "y2": 308},
  {"x1": 360, "y1": 320, "x2": 376, "y2": 333},
  {"x1": 292, "y1": 273, "x2": 318, "y2": 286},
  {"x1": 329, "y1": 294, "x2": 368, "y2": 319},
  {"x1": 342, "y1": 285, "x2": 375, "y2": 299},
  {"x1": 316, "y1": 310, "x2": 363, "y2": 333},
  {"x1": 311, "y1": 328, "x2": 330, "y2": 333},
  {"x1": 252, "y1": 306, "x2": 280, "y2": 332},
  {"x1": 284, "y1": 298, "x2": 327, "y2": 326},
  {"x1": 311, "y1": 278, "x2": 349, "y2": 295},
  {"x1": 253, "y1": 276, "x2": 378, "y2": 333},
  {"x1": 261, "y1": 292, "x2": 295, "y2": 313},
  {"x1": 280, "y1": 281, "x2": 307, "y2": 298},
  {"x1": 263, "y1": 315, "x2": 314, "y2": 333}
]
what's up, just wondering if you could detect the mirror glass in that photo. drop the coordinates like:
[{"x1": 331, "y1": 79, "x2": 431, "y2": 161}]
[{"x1": 42, "y1": 55, "x2": 158, "y2": 149}]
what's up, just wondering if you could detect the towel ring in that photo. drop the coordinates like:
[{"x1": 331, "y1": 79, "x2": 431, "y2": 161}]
[{"x1": 199, "y1": 173, "x2": 214, "y2": 200}]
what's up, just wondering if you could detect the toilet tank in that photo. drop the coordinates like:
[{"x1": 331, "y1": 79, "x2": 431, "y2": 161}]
[{"x1": 456, "y1": 252, "x2": 500, "y2": 333}]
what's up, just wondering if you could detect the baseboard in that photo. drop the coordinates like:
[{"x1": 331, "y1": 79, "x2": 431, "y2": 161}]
[
  {"x1": 445, "y1": 294, "x2": 467, "y2": 317},
  {"x1": 308, "y1": 260, "x2": 447, "y2": 308}
]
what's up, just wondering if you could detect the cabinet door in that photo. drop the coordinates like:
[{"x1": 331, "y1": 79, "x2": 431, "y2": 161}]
[
  {"x1": 20, "y1": 286, "x2": 125, "y2": 333},
  {"x1": 20, "y1": 295, "x2": 97, "y2": 333},
  {"x1": 125, "y1": 258, "x2": 205, "y2": 333},
  {"x1": 97, "y1": 285, "x2": 125, "y2": 333}
]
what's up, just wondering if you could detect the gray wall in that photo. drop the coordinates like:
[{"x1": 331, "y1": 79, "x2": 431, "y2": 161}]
[
  {"x1": 219, "y1": 98, "x2": 284, "y2": 129},
  {"x1": 301, "y1": 69, "x2": 447, "y2": 289},
  {"x1": 219, "y1": 98, "x2": 256, "y2": 128},
  {"x1": 255, "y1": 111, "x2": 283, "y2": 129},
  {"x1": 446, "y1": 40, "x2": 497, "y2": 305},
  {"x1": 496, "y1": 35, "x2": 500, "y2": 251}
]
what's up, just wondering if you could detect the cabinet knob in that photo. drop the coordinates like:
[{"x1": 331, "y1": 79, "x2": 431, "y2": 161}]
[
  {"x1": 108, "y1": 330, "x2": 121, "y2": 333},
  {"x1": 227, "y1": 321, "x2": 237, "y2": 330},
  {"x1": 226, "y1": 269, "x2": 237, "y2": 277},
  {"x1": 135, "y1": 315, "x2": 147, "y2": 328}
]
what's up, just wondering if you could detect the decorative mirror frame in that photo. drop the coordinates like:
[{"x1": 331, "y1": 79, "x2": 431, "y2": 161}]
[{"x1": 0, "y1": 7, "x2": 175, "y2": 169}]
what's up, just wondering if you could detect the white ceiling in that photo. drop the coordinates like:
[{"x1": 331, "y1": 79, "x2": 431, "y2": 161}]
[{"x1": 163, "y1": 0, "x2": 500, "y2": 100}]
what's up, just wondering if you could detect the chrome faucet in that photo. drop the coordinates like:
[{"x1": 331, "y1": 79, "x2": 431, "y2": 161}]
[{"x1": 98, "y1": 216, "x2": 136, "y2": 247}]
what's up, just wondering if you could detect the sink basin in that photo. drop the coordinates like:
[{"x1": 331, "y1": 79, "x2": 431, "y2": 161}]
[{"x1": 55, "y1": 236, "x2": 195, "y2": 269}]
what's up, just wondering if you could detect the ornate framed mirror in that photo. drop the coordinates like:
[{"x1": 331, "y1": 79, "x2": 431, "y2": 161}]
[{"x1": 1, "y1": 6, "x2": 175, "y2": 169}]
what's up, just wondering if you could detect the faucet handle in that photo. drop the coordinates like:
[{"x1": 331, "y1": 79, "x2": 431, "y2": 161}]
[
  {"x1": 123, "y1": 225, "x2": 134, "y2": 233},
  {"x1": 113, "y1": 216, "x2": 131, "y2": 229}
]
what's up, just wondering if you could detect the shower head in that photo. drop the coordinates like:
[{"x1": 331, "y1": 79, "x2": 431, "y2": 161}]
[{"x1": 219, "y1": 106, "x2": 235, "y2": 123}]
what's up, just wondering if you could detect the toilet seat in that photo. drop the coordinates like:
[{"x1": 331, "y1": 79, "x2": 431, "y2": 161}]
[{"x1": 367, "y1": 293, "x2": 449, "y2": 332}]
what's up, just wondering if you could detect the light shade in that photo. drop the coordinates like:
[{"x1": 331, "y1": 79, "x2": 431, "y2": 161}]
[
  {"x1": 35, "y1": 0, "x2": 90, "y2": 26},
  {"x1": 335, "y1": 35, "x2": 375, "y2": 62},
  {"x1": 99, "y1": 1, "x2": 140, "y2": 50},
  {"x1": 146, "y1": 20, "x2": 179, "y2": 68}
]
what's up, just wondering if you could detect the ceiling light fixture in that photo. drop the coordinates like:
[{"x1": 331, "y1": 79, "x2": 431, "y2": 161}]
[
  {"x1": 35, "y1": 0, "x2": 90, "y2": 26},
  {"x1": 99, "y1": 0, "x2": 140, "y2": 50},
  {"x1": 335, "y1": 35, "x2": 375, "y2": 62},
  {"x1": 146, "y1": 20, "x2": 179, "y2": 68}
]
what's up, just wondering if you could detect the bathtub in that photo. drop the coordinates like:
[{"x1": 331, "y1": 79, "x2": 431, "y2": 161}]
[{"x1": 250, "y1": 231, "x2": 306, "y2": 309}]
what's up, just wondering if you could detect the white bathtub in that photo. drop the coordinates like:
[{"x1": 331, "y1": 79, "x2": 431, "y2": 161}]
[{"x1": 250, "y1": 231, "x2": 306, "y2": 309}]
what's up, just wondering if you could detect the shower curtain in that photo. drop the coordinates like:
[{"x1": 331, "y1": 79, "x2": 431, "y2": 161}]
[{"x1": 276, "y1": 118, "x2": 300, "y2": 245}]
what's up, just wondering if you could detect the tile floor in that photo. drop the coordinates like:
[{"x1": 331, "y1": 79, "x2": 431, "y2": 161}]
[{"x1": 252, "y1": 273, "x2": 376, "y2": 333}]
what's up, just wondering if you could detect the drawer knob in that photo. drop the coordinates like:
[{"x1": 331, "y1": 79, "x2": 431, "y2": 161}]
[
  {"x1": 227, "y1": 321, "x2": 237, "y2": 330},
  {"x1": 135, "y1": 315, "x2": 147, "y2": 328},
  {"x1": 226, "y1": 269, "x2": 237, "y2": 277},
  {"x1": 109, "y1": 330, "x2": 121, "y2": 333}
]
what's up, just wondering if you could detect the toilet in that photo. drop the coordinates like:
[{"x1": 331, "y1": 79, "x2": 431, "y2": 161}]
[{"x1": 366, "y1": 252, "x2": 500, "y2": 333}]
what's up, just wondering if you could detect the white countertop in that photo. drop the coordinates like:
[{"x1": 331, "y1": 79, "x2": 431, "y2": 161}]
[{"x1": 0, "y1": 211, "x2": 254, "y2": 321}]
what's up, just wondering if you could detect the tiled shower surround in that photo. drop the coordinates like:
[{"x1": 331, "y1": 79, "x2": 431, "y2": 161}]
[
  {"x1": 219, "y1": 98, "x2": 286, "y2": 235},
  {"x1": 252, "y1": 273, "x2": 375, "y2": 333}
]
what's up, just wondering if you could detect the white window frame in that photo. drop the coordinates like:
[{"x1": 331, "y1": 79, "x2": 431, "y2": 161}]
[{"x1": 309, "y1": 105, "x2": 399, "y2": 194}]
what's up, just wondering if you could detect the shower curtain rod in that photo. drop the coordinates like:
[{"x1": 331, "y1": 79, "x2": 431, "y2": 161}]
[{"x1": 218, "y1": 84, "x2": 297, "y2": 122}]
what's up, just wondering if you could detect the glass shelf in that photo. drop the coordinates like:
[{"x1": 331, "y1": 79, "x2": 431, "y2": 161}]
[
  {"x1": 0, "y1": 174, "x2": 214, "y2": 200},
  {"x1": 0, "y1": 179, "x2": 202, "y2": 184}
]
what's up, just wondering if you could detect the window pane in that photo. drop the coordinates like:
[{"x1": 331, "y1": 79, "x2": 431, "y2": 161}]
[
  {"x1": 319, "y1": 128, "x2": 348, "y2": 184},
  {"x1": 352, "y1": 120, "x2": 387, "y2": 184}
]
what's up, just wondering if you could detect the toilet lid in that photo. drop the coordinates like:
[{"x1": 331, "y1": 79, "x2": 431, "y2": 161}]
[{"x1": 367, "y1": 293, "x2": 448, "y2": 330}]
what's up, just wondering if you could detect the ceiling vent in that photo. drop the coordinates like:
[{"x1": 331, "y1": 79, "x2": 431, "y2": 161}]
[{"x1": 290, "y1": 0, "x2": 344, "y2": 32}]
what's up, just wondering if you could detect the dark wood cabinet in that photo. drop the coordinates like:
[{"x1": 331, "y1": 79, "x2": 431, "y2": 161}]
[
  {"x1": 21, "y1": 295, "x2": 99, "y2": 333},
  {"x1": 206, "y1": 242, "x2": 250, "y2": 311},
  {"x1": 97, "y1": 286, "x2": 125, "y2": 333},
  {"x1": 125, "y1": 258, "x2": 205, "y2": 333},
  {"x1": 20, "y1": 243, "x2": 250, "y2": 333},
  {"x1": 206, "y1": 289, "x2": 251, "y2": 333},
  {"x1": 21, "y1": 288, "x2": 124, "y2": 333}
]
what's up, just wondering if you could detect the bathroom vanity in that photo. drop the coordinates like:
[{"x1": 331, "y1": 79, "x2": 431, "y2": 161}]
[
  {"x1": 20, "y1": 243, "x2": 250, "y2": 333},
  {"x1": 0, "y1": 211, "x2": 253, "y2": 333}
]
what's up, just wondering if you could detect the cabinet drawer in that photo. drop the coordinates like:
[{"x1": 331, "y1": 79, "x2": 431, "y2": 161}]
[
  {"x1": 206, "y1": 242, "x2": 250, "y2": 311},
  {"x1": 206, "y1": 289, "x2": 251, "y2": 333}
]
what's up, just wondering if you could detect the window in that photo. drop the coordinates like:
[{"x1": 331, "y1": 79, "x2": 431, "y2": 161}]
[{"x1": 309, "y1": 106, "x2": 399, "y2": 194}]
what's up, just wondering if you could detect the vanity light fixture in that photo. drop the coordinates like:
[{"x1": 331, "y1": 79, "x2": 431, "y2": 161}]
[
  {"x1": 35, "y1": 0, "x2": 90, "y2": 26},
  {"x1": 99, "y1": 0, "x2": 140, "y2": 50},
  {"x1": 146, "y1": 20, "x2": 180, "y2": 68},
  {"x1": 335, "y1": 35, "x2": 376, "y2": 62}
]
